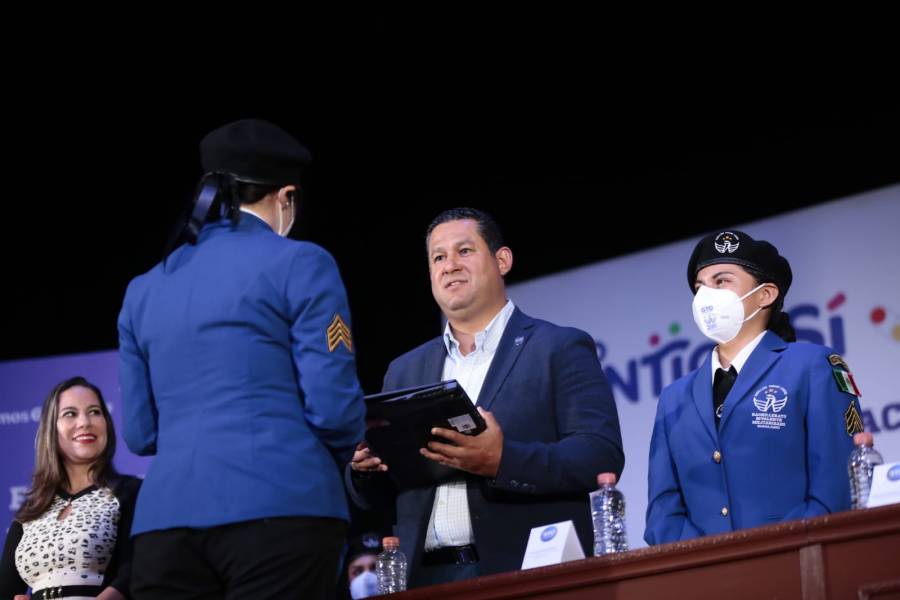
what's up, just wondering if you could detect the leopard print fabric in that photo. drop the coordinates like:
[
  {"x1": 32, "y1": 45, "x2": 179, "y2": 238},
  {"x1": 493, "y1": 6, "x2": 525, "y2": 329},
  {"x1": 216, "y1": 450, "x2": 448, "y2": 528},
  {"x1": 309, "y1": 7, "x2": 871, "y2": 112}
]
[{"x1": 14, "y1": 486, "x2": 120, "y2": 596}]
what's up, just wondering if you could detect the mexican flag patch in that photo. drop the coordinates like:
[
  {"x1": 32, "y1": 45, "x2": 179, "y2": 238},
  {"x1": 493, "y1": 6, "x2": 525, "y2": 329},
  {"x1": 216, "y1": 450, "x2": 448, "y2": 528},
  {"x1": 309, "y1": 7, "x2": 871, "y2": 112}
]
[{"x1": 833, "y1": 368, "x2": 862, "y2": 397}]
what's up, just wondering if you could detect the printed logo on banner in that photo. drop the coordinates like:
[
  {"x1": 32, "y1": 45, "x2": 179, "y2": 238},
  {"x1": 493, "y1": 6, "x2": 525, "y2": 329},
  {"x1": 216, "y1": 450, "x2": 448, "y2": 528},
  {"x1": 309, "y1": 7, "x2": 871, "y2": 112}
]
[
  {"x1": 0, "y1": 406, "x2": 42, "y2": 427},
  {"x1": 9, "y1": 486, "x2": 28, "y2": 511},
  {"x1": 869, "y1": 305, "x2": 900, "y2": 343},
  {"x1": 596, "y1": 294, "x2": 850, "y2": 403},
  {"x1": 595, "y1": 291, "x2": 900, "y2": 435}
]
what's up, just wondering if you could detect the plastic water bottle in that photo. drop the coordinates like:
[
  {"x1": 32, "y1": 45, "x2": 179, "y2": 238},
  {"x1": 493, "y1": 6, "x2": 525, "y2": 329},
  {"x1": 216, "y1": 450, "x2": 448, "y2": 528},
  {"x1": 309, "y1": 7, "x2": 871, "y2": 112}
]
[
  {"x1": 590, "y1": 472, "x2": 628, "y2": 555},
  {"x1": 376, "y1": 536, "x2": 407, "y2": 594},
  {"x1": 849, "y1": 432, "x2": 883, "y2": 509}
]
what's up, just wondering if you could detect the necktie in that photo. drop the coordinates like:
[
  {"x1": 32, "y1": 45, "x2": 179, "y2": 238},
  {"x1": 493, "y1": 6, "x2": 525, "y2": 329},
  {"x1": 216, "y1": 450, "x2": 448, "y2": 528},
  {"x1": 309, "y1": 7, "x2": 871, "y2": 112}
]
[{"x1": 713, "y1": 366, "x2": 738, "y2": 428}]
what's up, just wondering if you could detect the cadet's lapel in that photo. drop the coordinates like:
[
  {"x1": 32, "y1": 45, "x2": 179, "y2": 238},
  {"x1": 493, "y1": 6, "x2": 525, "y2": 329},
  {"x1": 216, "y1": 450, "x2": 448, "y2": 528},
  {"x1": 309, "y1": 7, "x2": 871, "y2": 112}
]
[
  {"x1": 691, "y1": 352, "x2": 719, "y2": 444},
  {"x1": 719, "y1": 331, "x2": 787, "y2": 432}
]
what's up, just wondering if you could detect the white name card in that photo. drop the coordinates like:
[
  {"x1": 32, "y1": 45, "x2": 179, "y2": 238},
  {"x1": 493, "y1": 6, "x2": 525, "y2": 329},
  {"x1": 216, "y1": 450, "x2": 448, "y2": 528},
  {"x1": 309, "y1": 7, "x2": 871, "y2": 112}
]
[
  {"x1": 520, "y1": 520, "x2": 585, "y2": 570},
  {"x1": 866, "y1": 461, "x2": 900, "y2": 508}
]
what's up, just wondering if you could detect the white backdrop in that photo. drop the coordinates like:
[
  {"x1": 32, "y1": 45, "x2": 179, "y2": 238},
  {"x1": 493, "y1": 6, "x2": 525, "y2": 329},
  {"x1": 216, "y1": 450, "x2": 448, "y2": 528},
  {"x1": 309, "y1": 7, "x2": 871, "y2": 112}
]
[{"x1": 508, "y1": 184, "x2": 900, "y2": 549}]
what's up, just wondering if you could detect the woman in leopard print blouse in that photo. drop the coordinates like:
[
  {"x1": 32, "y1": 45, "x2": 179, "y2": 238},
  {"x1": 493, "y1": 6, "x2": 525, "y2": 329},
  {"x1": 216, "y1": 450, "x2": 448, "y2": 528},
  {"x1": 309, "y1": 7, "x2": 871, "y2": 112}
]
[{"x1": 0, "y1": 377, "x2": 140, "y2": 600}]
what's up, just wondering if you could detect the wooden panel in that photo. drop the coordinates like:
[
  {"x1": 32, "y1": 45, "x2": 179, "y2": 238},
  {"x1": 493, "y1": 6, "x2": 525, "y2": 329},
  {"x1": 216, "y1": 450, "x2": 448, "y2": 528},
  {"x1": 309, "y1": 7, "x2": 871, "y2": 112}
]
[
  {"x1": 799, "y1": 544, "x2": 825, "y2": 600},
  {"x1": 858, "y1": 578, "x2": 900, "y2": 600},
  {"x1": 385, "y1": 504, "x2": 900, "y2": 600},
  {"x1": 819, "y1": 531, "x2": 900, "y2": 600}
]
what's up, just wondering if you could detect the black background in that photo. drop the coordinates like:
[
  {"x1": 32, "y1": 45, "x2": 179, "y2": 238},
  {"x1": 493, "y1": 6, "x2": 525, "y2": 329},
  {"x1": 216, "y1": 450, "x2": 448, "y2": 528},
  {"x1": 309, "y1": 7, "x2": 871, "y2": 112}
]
[{"x1": 4, "y1": 20, "x2": 898, "y2": 393}]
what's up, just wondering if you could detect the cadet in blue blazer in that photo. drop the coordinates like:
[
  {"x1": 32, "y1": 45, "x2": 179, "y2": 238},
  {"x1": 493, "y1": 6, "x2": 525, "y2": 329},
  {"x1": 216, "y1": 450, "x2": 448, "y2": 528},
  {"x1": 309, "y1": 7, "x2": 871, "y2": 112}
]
[
  {"x1": 645, "y1": 230, "x2": 864, "y2": 545},
  {"x1": 118, "y1": 120, "x2": 366, "y2": 598},
  {"x1": 348, "y1": 208, "x2": 624, "y2": 587}
]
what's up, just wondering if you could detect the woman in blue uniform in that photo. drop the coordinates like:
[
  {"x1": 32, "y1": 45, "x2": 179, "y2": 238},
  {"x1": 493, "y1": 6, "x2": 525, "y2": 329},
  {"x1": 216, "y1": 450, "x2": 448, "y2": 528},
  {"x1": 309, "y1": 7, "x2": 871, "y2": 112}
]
[
  {"x1": 118, "y1": 119, "x2": 366, "y2": 598},
  {"x1": 645, "y1": 230, "x2": 864, "y2": 545}
]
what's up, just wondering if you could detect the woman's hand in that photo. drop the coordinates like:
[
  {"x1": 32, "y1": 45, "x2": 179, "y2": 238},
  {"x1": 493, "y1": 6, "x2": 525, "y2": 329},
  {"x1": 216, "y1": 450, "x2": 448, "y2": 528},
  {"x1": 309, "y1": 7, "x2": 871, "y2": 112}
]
[{"x1": 350, "y1": 441, "x2": 388, "y2": 473}]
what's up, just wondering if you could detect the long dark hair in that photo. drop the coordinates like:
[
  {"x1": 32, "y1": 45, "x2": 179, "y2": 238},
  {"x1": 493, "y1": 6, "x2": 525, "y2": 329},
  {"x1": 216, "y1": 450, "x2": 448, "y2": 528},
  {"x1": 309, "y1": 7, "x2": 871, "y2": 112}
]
[{"x1": 16, "y1": 376, "x2": 119, "y2": 522}]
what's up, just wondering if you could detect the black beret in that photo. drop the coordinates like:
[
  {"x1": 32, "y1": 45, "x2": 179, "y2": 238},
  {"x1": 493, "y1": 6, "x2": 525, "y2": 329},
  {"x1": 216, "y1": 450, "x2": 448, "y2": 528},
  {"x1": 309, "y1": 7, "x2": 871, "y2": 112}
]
[
  {"x1": 200, "y1": 118, "x2": 311, "y2": 187},
  {"x1": 687, "y1": 230, "x2": 792, "y2": 296}
]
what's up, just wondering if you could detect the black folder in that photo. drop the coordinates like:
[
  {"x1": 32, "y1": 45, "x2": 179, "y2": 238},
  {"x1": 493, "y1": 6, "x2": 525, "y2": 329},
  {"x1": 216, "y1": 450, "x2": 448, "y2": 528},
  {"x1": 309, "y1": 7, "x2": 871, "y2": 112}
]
[{"x1": 364, "y1": 380, "x2": 487, "y2": 489}]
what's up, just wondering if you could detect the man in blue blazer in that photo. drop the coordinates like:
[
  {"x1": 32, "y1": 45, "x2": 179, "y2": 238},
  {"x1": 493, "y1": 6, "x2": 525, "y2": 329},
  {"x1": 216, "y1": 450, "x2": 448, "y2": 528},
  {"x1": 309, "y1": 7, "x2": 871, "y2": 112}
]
[
  {"x1": 645, "y1": 230, "x2": 863, "y2": 545},
  {"x1": 348, "y1": 208, "x2": 624, "y2": 587},
  {"x1": 118, "y1": 119, "x2": 366, "y2": 598}
]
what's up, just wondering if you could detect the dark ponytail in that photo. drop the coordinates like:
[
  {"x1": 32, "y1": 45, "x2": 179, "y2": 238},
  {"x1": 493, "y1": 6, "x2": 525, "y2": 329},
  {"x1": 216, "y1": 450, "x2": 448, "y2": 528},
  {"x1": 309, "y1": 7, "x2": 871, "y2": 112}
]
[
  {"x1": 164, "y1": 175, "x2": 280, "y2": 259},
  {"x1": 767, "y1": 299, "x2": 796, "y2": 342}
]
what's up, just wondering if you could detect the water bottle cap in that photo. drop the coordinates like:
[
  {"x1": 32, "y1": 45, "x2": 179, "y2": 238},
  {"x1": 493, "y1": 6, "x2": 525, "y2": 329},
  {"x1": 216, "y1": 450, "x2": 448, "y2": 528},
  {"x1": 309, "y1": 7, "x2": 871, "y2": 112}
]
[
  {"x1": 597, "y1": 473, "x2": 617, "y2": 486},
  {"x1": 853, "y1": 432, "x2": 874, "y2": 447},
  {"x1": 382, "y1": 536, "x2": 400, "y2": 549}
]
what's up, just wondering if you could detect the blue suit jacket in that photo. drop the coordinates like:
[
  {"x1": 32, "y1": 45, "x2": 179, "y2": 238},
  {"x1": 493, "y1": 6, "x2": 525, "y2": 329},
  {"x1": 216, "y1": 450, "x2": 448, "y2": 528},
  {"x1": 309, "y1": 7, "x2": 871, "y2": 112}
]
[
  {"x1": 349, "y1": 308, "x2": 624, "y2": 582},
  {"x1": 118, "y1": 215, "x2": 365, "y2": 535},
  {"x1": 645, "y1": 331, "x2": 861, "y2": 545}
]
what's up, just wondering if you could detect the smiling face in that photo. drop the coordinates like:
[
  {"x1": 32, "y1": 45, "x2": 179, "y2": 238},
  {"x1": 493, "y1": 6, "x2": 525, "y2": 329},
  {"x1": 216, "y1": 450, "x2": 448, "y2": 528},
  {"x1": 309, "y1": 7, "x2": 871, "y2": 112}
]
[
  {"x1": 56, "y1": 385, "x2": 108, "y2": 469},
  {"x1": 427, "y1": 218, "x2": 512, "y2": 327}
]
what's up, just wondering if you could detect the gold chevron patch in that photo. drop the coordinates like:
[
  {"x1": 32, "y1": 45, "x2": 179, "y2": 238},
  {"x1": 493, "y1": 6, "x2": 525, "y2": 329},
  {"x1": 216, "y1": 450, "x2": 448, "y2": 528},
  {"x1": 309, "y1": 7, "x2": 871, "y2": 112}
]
[
  {"x1": 844, "y1": 402, "x2": 863, "y2": 437},
  {"x1": 327, "y1": 314, "x2": 353, "y2": 353}
]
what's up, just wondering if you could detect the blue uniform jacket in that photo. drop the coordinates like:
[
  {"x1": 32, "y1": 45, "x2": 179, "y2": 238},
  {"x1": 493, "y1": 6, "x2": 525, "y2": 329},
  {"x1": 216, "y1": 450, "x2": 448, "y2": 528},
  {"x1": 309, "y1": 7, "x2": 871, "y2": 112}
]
[
  {"x1": 348, "y1": 308, "x2": 624, "y2": 582},
  {"x1": 645, "y1": 331, "x2": 861, "y2": 545},
  {"x1": 118, "y1": 214, "x2": 365, "y2": 535}
]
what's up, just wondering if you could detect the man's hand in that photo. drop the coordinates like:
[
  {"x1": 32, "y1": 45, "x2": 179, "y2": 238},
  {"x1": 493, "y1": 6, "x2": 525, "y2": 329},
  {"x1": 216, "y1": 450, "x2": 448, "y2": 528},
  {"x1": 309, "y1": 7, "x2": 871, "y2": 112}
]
[
  {"x1": 350, "y1": 441, "x2": 388, "y2": 473},
  {"x1": 420, "y1": 408, "x2": 503, "y2": 477}
]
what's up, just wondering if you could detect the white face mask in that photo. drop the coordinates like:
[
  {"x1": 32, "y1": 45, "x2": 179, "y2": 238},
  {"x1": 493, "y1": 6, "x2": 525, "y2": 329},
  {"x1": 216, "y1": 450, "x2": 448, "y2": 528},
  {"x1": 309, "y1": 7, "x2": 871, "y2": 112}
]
[
  {"x1": 692, "y1": 283, "x2": 766, "y2": 344},
  {"x1": 277, "y1": 199, "x2": 295, "y2": 237},
  {"x1": 349, "y1": 569, "x2": 378, "y2": 599}
]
